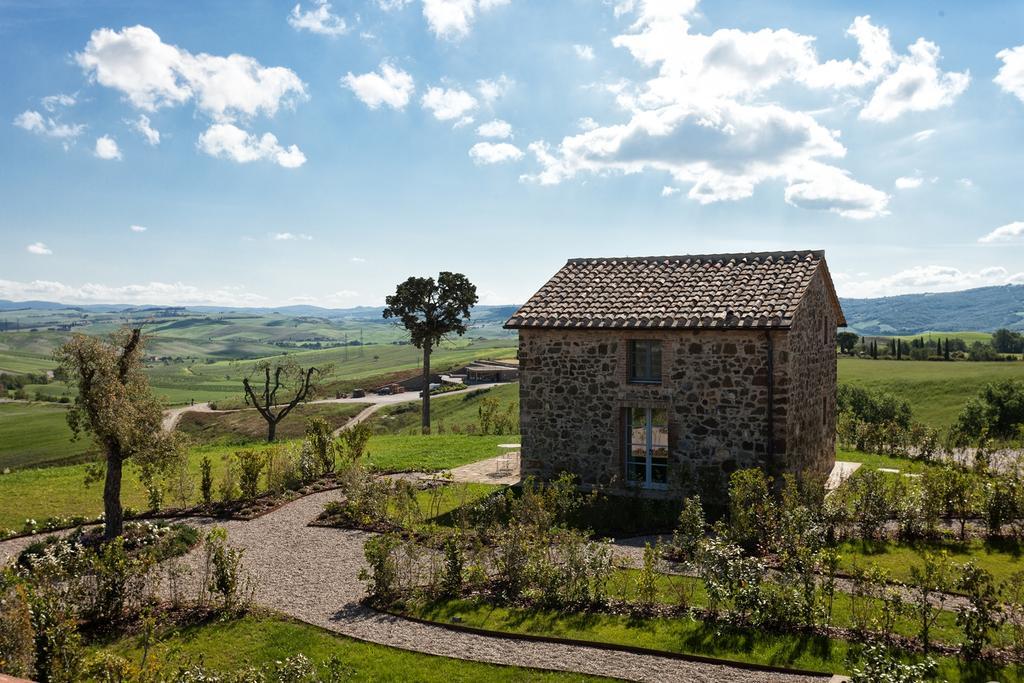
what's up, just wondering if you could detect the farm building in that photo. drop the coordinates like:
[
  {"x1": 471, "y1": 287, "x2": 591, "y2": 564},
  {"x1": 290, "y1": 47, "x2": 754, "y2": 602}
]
[
  {"x1": 504, "y1": 250, "x2": 845, "y2": 499},
  {"x1": 461, "y1": 359, "x2": 519, "y2": 384}
]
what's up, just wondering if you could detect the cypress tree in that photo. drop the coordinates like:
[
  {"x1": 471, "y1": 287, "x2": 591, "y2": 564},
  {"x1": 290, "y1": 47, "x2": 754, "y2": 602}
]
[
  {"x1": 897, "y1": 340, "x2": 902, "y2": 360},
  {"x1": 944, "y1": 338, "x2": 951, "y2": 361}
]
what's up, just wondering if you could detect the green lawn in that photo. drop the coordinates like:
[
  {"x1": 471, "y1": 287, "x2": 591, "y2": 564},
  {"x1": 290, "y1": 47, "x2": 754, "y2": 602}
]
[
  {"x1": 836, "y1": 538, "x2": 1024, "y2": 591},
  {"x1": 837, "y1": 356, "x2": 1024, "y2": 429},
  {"x1": 371, "y1": 382, "x2": 519, "y2": 433},
  {"x1": 363, "y1": 434, "x2": 517, "y2": 472},
  {"x1": 0, "y1": 434, "x2": 504, "y2": 530},
  {"x1": 405, "y1": 598, "x2": 1013, "y2": 682},
  {"x1": 175, "y1": 402, "x2": 370, "y2": 444},
  {"x1": 93, "y1": 612, "x2": 601, "y2": 681},
  {"x1": 0, "y1": 401, "x2": 95, "y2": 469}
]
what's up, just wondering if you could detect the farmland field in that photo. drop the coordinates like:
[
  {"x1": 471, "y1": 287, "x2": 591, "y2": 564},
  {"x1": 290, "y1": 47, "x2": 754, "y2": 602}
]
[
  {"x1": 0, "y1": 401, "x2": 94, "y2": 469},
  {"x1": 837, "y1": 356, "x2": 1024, "y2": 429},
  {"x1": 174, "y1": 402, "x2": 370, "y2": 444}
]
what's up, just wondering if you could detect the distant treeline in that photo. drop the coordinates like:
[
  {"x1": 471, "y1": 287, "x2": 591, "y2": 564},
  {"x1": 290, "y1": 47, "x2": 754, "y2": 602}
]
[{"x1": 837, "y1": 329, "x2": 1022, "y2": 361}]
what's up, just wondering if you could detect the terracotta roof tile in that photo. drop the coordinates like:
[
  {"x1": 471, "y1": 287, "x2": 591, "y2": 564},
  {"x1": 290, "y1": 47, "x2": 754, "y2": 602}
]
[{"x1": 504, "y1": 250, "x2": 844, "y2": 330}]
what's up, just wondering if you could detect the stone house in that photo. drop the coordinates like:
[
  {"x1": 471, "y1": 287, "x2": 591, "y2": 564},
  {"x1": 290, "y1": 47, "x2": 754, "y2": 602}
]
[{"x1": 504, "y1": 250, "x2": 845, "y2": 499}]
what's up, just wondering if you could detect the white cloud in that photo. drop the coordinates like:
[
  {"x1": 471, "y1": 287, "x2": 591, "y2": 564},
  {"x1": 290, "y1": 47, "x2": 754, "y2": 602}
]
[
  {"x1": 422, "y1": 0, "x2": 509, "y2": 40},
  {"x1": 272, "y1": 232, "x2": 313, "y2": 241},
  {"x1": 979, "y1": 221, "x2": 1024, "y2": 244},
  {"x1": 13, "y1": 110, "x2": 85, "y2": 141},
  {"x1": 469, "y1": 141, "x2": 523, "y2": 164},
  {"x1": 76, "y1": 25, "x2": 307, "y2": 121},
  {"x1": 660, "y1": 185, "x2": 680, "y2": 197},
  {"x1": 574, "y1": 44, "x2": 595, "y2": 61},
  {"x1": 130, "y1": 114, "x2": 160, "y2": 145},
  {"x1": 41, "y1": 93, "x2": 76, "y2": 111},
  {"x1": 858, "y1": 39, "x2": 969, "y2": 122},
  {"x1": 26, "y1": 242, "x2": 52, "y2": 256},
  {"x1": 94, "y1": 135, "x2": 122, "y2": 160},
  {"x1": 342, "y1": 61, "x2": 415, "y2": 110},
  {"x1": 995, "y1": 45, "x2": 1024, "y2": 103},
  {"x1": 783, "y1": 163, "x2": 890, "y2": 219},
  {"x1": 958, "y1": 177, "x2": 975, "y2": 189},
  {"x1": 288, "y1": 0, "x2": 348, "y2": 36},
  {"x1": 129, "y1": 224, "x2": 148, "y2": 233},
  {"x1": 421, "y1": 86, "x2": 478, "y2": 121},
  {"x1": 577, "y1": 117, "x2": 599, "y2": 132},
  {"x1": 350, "y1": 256, "x2": 366, "y2": 263},
  {"x1": 197, "y1": 123, "x2": 306, "y2": 168},
  {"x1": 839, "y1": 265, "x2": 1024, "y2": 298},
  {"x1": 376, "y1": 0, "x2": 412, "y2": 9},
  {"x1": 477, "y1": 75, "x2": 513, "y2": 105},
  {"x1": 476, "y1": 119, "x2": 512, "y2": 138},
  {"x1": 0, "y1": 279, "x2": 271, "y2": 307},
  {"x1": 911, "y1": 128, "x2": 935, "y2": 143},
  {"x1": 894, "y1": 176, "x2": 923, "y2": 190}
]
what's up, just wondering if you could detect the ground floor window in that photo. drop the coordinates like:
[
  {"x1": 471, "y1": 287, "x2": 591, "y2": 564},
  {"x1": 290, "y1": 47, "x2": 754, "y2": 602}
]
[{"x1": 624, "y1": 407, "x2": 668, "y2": 486}]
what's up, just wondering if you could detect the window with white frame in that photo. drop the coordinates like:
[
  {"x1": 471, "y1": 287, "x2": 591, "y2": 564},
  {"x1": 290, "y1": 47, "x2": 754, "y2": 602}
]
[{"x1": 624, "y1": 406, "x2": 669, "y2": 486}]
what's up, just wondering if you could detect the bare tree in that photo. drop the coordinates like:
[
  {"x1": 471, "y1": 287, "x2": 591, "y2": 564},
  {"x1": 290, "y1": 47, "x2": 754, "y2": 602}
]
[
  {"x1": 242, "y1": 359, "x2": 324, "y2": 442},
  {"x1": 56, "y1": 328, "x2": 181, "y2": 539},
  {"x1": 383, "y1": 272, "x2": 478, "y2": 434}
]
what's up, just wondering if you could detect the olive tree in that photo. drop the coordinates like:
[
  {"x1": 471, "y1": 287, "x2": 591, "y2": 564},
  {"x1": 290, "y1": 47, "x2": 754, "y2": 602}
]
[
  {"x1": 56, "y1": 328, "x2": 180, "y2": 539},
  {"x1": 383, "y1": 272, "x2": 478, "y2": 434},
  {"x1": 242, "y1": 359, "x2": 324, "y2": 442}
]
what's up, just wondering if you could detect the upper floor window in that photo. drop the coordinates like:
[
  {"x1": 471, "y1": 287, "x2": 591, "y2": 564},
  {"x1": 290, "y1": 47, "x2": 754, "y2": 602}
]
[{"x1": 628, "y1": 340, "x2": 662, "y2": 384}]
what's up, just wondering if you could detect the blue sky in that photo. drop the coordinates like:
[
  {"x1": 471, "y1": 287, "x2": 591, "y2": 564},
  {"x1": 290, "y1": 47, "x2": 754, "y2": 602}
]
[{"x1": 2, "y1": 0, "x2": 1023, "y2": 307}]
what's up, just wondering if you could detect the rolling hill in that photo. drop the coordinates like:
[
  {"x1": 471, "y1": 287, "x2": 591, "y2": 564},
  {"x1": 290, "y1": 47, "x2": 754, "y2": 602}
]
[{"x1": 839, "y1": 284, "x2": 1024, "y2": 335}]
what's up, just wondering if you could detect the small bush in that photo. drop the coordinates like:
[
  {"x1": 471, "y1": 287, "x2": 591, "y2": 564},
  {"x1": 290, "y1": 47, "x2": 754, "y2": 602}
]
[
  {"x1": 236, "y1": 449, "x2": 266, "y2": 501},
  {"x1": 200, "y1": 456, "x2": 213, "y2": 505}
]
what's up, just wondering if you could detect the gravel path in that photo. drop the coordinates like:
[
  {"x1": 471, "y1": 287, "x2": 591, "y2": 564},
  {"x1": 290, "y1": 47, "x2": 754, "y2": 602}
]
[{"x1": 165, "y1": 490, "x2": 825, "y2": 683}]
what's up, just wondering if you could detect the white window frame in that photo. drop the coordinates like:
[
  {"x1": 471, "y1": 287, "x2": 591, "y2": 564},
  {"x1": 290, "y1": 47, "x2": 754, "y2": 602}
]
[{"x1": 624, "y1": 407, "x2": 669, "y2": 489}]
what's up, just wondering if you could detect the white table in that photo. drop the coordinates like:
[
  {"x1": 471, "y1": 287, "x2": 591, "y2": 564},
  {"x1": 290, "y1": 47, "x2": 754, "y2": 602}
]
[{"x1": 496, "y1": 443, "x2": 521, "y2": 475}]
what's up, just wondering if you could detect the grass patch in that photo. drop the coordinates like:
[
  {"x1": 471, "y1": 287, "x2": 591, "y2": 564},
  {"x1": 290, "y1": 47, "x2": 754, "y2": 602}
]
[
  {"x1": 175, "y1": 402, "x2": 369, "y2": 445},
  {"x1": 0, "y1": 434, "x2": 504, "y2": 530},
  {"x1": 364, "y1": 434, "x2": 518, "y2": 472},
  {"x1": 405, "y1": 598, "x2": 1016, "y2": 682},
  {"x1": 92, "y1": 612, "x2": 602, "y2": 681},
  {"x1": 837, "y1": 356, "x2": 1024, "y2": 430},
  {"x1": 836, "y1": 538, "x2": 1024, "y2": 590},
  {"x1": 0, "y1": 401, "x2": 95, "y2": 469},
  {"x1": 371, "y1": 383, "x2": 519, "y2": 434}
]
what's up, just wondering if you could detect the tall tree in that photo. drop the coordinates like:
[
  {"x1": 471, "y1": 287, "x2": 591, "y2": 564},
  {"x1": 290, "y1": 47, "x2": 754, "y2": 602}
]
[
  {"x1": 242, "y1": 359, "x2": 324, "y2": 442},
  {"x1": 836, "y1": 331, "x2": 858, "y2": 355},
  {"x1": 383, "y1": 272, "x2": 478, "y2": 434},
  {"x1": 56, "y1": 328, "x2": 179, "y2": 539}
]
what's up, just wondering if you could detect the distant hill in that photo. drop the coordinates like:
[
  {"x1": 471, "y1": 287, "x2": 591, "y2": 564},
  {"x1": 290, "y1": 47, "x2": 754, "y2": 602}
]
[
  {"x1": 840, "y1": 284, "x2": 1024, "y2": 335},
  {"x1": 4, "y1": 285, "x2": 1023, "y2": 337}
]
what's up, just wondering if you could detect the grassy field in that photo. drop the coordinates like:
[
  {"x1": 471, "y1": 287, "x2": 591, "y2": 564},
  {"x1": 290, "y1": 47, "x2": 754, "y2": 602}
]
[
  {"x1": 93, "y1": 612, "x2": 600, "y2": 681},
  {"x1": 837, "y1": 356, "x2": 1024, "y2": 429},
  {"x1": 175, "y1": 402, "x2": 370, "y2": 444},
  {"x1": 0, "y1": 401, "x2": 95, "y2": 469},
  {"x1": 0, "y1": 434, "x2": 510, "y2": 529},
  {"x1": 371, "y1": 382, "x2": 519, "y2": 433}
]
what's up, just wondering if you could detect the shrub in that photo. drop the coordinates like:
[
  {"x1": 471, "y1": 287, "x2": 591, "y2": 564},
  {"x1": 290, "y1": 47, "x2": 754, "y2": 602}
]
[
  {"x1": 951, "y1": 379, "x2": 1024, "y2": 445},
  {"x1": 844, "y1": 469, "x2": 893, "y2": 541},
  {"x1": 850, "y1": 644, "x2": 936, "y2": 683},
  {"x1": 669, "y1": 496, "x2": 705, "y2": 562},
  {"x1": 361, "y1": 533, "x2": 401, "y2": 602},
  {"x1": 235, "y1": 449, "x2": 265, "y2": 501},
  {"x1": 203, "y1": 528, "x2": 247, "y2": 610},
  {"x1": 304, "y1": 417, "x2": 337, "y2": 475},
  {"x1": 338, "y1": 421, "x2": 372, "y2": 462},
  {"x1": 440, "y1": 531, "x2": 464, "y2": 597},
  {"x1": 727, "y1": 468, "x2": 774, "y2": 551},
  {"x1": 0, "y1": 581, "x2": 35, "y2": 678},
  {"x1": 218, "y1": 454, "x2": 239, "y2": 503},
  {"x1": 908, "y1": 551, "x2": 953, "y2": 651},
  {"x1": 838, "y1": 384, "x2": 913, "y2": 429},
  {"x1": 956, "y1": 561, "x2": 1001, "y2": 657},
  {"x1": 90, "y1": 537, "x2": 154, "y2": 622},
  {"x1": 635, "y1": 542, "x2": 660, "y2": 612},
  {"x1": 199, "y1": 456, "x2": 213, "y2": 505}
]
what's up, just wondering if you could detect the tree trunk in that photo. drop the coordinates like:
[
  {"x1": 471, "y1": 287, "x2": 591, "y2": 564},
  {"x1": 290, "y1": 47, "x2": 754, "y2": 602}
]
[
  {"x1": 421, "y1": 344, "x2": 431, "y2": 435},
  {"x1": 104, "y1": 447, "x2": 124, "y2": 540},
  {"x1": 267, "y1": 418, "x2": 277, "y2": 443}
]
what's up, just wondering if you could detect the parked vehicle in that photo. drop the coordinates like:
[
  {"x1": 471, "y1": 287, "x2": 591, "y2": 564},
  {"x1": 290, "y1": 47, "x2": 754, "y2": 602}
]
[{"x1": 351, "y1": 388, "x2": 366, "y2": 398}]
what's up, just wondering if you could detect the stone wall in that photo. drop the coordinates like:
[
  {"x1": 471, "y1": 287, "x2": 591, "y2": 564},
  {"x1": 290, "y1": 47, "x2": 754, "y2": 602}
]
[
  {"x1": 517, "y1": 293, "x2": 838, "y2": 501},
  {"x1": 781, "y1": 270, "x2": 839, "y2": 481}
]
